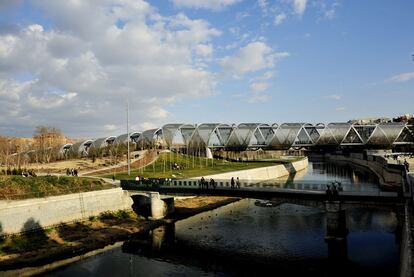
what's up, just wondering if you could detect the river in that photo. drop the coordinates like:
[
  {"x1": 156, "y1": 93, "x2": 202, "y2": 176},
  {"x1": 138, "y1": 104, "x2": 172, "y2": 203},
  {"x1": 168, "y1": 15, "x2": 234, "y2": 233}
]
[{"x1": 45, "y1": 161, "x2": 401, "y2": 276}]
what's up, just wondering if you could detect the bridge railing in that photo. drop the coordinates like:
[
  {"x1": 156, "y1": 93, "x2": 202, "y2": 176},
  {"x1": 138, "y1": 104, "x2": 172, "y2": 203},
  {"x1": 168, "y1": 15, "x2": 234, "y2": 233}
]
[{"x1": 121, "y1": 178, "x2": 389, "y2": 194}]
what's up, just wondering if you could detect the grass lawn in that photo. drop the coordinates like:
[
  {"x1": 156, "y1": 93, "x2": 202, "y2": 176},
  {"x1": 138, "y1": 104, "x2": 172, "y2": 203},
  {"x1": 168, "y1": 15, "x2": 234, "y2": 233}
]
[
  {"x1": 103, "y1": 152, "x2": 303, "y2": 180},
  {"x1": 0, "y1": 176, "x2": 113, "y2": 200}
]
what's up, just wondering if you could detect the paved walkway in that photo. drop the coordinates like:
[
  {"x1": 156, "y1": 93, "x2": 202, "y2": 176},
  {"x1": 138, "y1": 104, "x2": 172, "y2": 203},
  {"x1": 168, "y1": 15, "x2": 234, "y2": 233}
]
[{"x1": 78, "y1": 150, "x2": 149, "y2": 176}]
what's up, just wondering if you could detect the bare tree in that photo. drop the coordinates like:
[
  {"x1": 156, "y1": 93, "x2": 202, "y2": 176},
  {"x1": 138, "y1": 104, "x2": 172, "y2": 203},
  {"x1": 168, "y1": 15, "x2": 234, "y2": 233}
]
[
  {"x1": 32, "y1": 126, "x2": 66, "y2": 163},
  {"x1": 0, "y1": 136, "x2": 13, "y2": 172}
]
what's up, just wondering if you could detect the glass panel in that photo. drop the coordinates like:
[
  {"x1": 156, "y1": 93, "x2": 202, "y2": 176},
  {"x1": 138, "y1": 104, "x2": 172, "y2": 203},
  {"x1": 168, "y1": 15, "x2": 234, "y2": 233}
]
[
  {"x1": 305, "y1": 127, "x2": 321, "y2": 143},
  {"x1": 294, "y1": 128, "x2": 312, "y2": 145},
  {"x1": 342, "y1": 127, "x2": 363, "y2": 144},
  {"x1": 395, "y1": 127, "x2": 414, "y2": 143},
  {"x1": 216, "y1": 127, "x2": 233, "y2": 145},
  {"x1": 328, "y1": 123, "x2": 350, "y2": 144},
  {"x1": 353, "y1": 125, "x2": 375, "y2": 143}
]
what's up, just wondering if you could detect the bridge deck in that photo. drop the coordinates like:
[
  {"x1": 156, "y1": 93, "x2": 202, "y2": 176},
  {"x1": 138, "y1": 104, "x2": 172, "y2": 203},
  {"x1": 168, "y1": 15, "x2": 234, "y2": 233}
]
[{"x1": 123, "y1": 184, "x2": 406, "y2": 205}]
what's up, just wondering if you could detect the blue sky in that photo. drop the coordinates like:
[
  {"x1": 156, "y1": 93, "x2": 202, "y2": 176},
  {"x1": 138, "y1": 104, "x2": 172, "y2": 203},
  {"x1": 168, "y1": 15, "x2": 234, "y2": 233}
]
[{"x1": 0, "y1": 0, "x2": 413, "y2": 138}]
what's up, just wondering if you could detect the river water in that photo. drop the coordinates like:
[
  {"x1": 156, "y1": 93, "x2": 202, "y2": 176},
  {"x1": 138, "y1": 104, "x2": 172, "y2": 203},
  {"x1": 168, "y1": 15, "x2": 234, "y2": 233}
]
[{"x1": 45, "y1": 161, "x2": 401, "y2": 277}]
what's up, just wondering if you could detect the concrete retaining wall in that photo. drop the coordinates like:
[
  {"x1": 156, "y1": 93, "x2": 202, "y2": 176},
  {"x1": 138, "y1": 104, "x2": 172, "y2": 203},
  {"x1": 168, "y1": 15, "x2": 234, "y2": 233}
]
[
  {"x1": 194, "y1": 158, "x2": 308, "y2": 180},
  {"x1": 325, "y1": 154, "x2": 404, "y2": 187},
  {"x1": 0, "y1": 188, "x2": 133, "y2": 235},
  {"x1": 400, "y1": 203, "x2": 414, "y2": 277}
]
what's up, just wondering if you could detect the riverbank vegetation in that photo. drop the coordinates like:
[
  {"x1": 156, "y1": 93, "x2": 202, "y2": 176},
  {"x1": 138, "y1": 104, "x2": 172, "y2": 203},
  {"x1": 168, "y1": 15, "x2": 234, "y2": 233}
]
[
  {"x1": 0, "y1": 196, "x2": 239, "y2": 273},
  {"x1": 0, "y1": 176, "x2": 112, "y2": 200},
  {"x1": 104, "y1": 152, "x2": 302, "y2": 180}
]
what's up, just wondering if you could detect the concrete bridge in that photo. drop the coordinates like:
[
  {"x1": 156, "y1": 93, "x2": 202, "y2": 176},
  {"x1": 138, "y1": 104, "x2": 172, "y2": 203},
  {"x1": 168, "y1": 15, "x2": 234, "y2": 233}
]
[
  {"x1": 128, "y1": 191, "x2": 175, "y2": 220},
  {"x1": 122, "y1": 179, "x2": 405, "y2": 242}
]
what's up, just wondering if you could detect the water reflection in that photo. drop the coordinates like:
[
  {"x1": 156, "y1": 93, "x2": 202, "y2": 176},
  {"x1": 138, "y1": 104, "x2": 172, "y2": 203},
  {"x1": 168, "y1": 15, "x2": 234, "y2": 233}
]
[
  {"x1": 270, "y1": 161, "x2": 381, "y2": 193},
  {"x1": 121, "y1": 200, "x2": 400, "y2": 276}
]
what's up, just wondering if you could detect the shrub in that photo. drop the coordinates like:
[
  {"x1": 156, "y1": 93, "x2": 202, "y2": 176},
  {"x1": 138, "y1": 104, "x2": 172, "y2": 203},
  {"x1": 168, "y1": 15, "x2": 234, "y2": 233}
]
[
  {"x1": 115, "y1": 210, "x2": 131, "y2": 219},
  {"x1": 98, "y1": 211, "x2": 116, "y2": 220}
]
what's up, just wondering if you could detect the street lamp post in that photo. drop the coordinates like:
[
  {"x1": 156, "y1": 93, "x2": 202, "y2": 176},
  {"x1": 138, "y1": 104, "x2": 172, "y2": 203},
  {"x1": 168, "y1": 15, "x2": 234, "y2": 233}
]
[{"x1": 127, "y1": 102, "x2": 131, "y2": 176}]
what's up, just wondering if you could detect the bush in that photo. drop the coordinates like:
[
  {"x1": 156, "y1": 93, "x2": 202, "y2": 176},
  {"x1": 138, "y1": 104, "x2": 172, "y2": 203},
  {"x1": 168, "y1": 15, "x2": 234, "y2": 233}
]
[
  {"x1": 98, "y1": 210, "x2": 130, "y2": 220},
  {"x1": 116, "y1": 210, "x2": 131, "y2": 219},
  {"x1": 98, "y1": 211, "x2": 116, "y2": 220}
]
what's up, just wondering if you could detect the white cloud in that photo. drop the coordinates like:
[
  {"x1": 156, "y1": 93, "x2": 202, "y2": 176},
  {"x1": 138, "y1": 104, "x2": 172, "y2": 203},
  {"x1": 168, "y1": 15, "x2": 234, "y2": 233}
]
[
  {"x1": 336, "y1": 107, "x2": 346, "y2": 111},
  {"x1": 220, "y1": 42, "x2": 289, "y2": 77},
  {"x1": 251, "y1": 71, "x2": 274, "y2": 81},
  {"x1": 247, "y1": 93, "x2": 270, "y2": 103},
  {"x1": 324, "y1": 94, "x2": 341, "y2": 100},
  {"x1": 258, "y1": 0, "x2": 267, "y2": 9},
  {"x1": 317, "y1": 0, "x2": 341, "y2": 20},
  {"x1": 0, "y1": 0, "x2": 222, "y2": 137},
  {"x1": 258, "y1": 0, "x2": 268, "y2": 13},
  {"x1": 292, "y1": 0, "x2": 307, "y2": 16},
  {"x1": 387, "y1": 72, "x2": 414, "y2": 83},
  {"x1": 195, "y1": 44, "x2": 213, "y2": 57},
  {"x1": 274, "y1": 13, "x2": 287, "y2": 25},
  {"x1": 140, "y1": 122, "x2": 158, "y2": 130},
  {"x1": 104, "y1": 124, "x2": 117, "y2": 131},
  {"x1": 250, "y1": 82, "x2": 270, "y2": 92},
  {"x1": 148, "y1": 106, "x2": 169, "y2": 119},
  {"x1": 170, "y1": 0, "x2": 241, "y2": 10}
]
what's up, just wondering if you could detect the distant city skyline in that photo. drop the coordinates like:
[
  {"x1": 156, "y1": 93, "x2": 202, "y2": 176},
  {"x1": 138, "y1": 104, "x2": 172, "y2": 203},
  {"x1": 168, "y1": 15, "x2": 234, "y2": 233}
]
[{"x1": 0, "y1": 0, "x2": 413, "y2": 138}]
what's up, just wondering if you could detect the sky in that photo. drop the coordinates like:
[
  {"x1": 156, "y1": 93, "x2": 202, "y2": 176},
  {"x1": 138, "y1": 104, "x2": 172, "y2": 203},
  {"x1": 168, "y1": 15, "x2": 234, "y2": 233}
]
[{"x1": 0, "y1": 0, "x2": 413, "y2": 139}]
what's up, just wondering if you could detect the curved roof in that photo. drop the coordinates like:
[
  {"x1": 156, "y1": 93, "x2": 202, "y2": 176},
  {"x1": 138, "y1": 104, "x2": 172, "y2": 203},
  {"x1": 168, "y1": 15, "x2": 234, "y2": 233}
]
[
  {"x1": 162, "y1": 124, "x2": 195, "y2": 148},
  {"x1": 71, "y1": 139, "x2": 94, "y2": 156},
  {"x1": 57, "y1": 122, "x2": 413, "y2": 156},
  {"x1": 115, "y1": 132, "x2": 141, "y2": 145},
  {"x1": 92, "y1": 136, "x2": 116, "y2": 149}
]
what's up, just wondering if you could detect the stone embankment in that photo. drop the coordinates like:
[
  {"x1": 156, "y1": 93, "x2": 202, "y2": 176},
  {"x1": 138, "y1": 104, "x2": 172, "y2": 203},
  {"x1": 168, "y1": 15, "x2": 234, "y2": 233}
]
[
  {"x1": 194, "y1": 157, "x2": 308, "y2": 181},
  {"x1": 324, "y1": 153, "x2": 406, "y2": 187}
]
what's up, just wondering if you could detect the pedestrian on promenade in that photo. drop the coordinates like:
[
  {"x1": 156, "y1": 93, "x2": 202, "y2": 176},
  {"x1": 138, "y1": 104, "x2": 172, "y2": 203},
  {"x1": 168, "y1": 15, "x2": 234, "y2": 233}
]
[
  {"x1": 404, "y1": 159, "x2": 410, "y2": 172},
  {"x1": 326, "y1": 184, "x2": 332, "y2": 199},
  {"x1": 231, "y1": 177, "x2": 235, "y2": 189},
  {"x1": 210, "y1": 178, "x2": 215, "y2": 189},
  {"x1": 236, "y1": 177, "x2": 240, "y2": 189},
  {"x1": 332, "y1": 184, "x2": 338, "y2": 197},
  {"x1": 337, "y1": 182, "x2": 343, "y2": 192},
  {"x1": 201, "y1": 177, "x2": 205, "y2": 189}
]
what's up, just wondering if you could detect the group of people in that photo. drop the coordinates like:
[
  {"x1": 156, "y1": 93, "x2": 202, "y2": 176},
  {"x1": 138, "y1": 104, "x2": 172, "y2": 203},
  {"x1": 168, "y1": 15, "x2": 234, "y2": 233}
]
[
  {"x1": 172, "y1": 163, "x2": 182, "y2": 170},
  {"x1": 65, "y1": 168, "x2": 78, "y2": 176},
  {"x1": 230, "y1": 177, "x2": 241, "y2": 189},
  {"x1": 199, "y1": 177, "x2": 217, "y2": 189},
  {"x1": 198, "y1": 176, "x2": 242, "y2": 189},
  {"x1": 326, "y1": 182, "x2": 343, "y2": 198},
  {"x1": 133, "y1": 176, "x2": 172, "y2": 186},
  {"x1": 21, "y1": 169, "x2": 37, "y2": 177}
]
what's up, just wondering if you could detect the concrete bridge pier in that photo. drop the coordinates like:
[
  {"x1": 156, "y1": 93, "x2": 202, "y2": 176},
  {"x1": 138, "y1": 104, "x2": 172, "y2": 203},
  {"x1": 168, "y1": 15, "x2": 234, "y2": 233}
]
[
  {"x1": 325, "y1": 201, "x2": 348, "y2": 261},
  {"x1": 325, "y1": 201, "x2": 348, "y2": 240},
  {"x1": 130, "y1": 192, "x2": 175, "y2": 220}
]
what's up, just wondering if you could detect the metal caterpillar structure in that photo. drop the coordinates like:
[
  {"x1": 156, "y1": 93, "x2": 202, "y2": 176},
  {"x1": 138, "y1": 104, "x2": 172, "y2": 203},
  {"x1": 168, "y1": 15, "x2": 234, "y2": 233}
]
[{"x1": 59, "y1": 122, "x2": 414, "y2": 158}]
